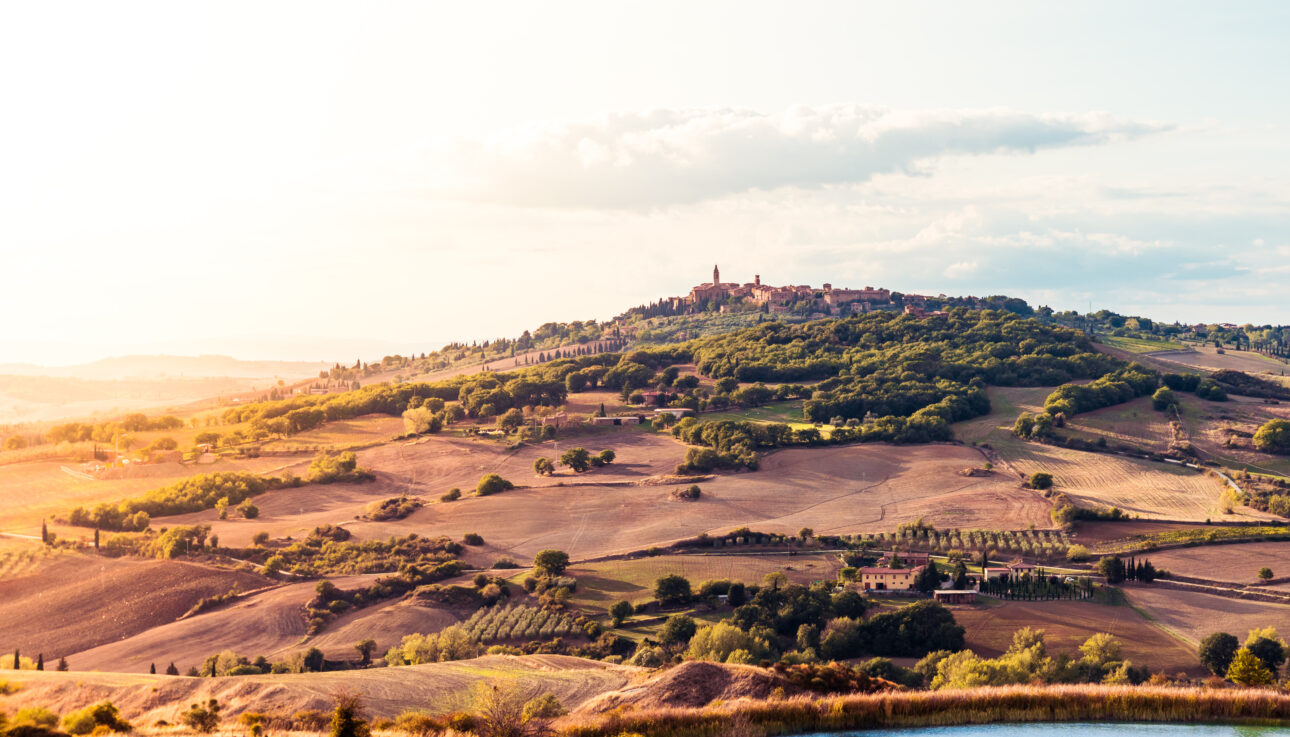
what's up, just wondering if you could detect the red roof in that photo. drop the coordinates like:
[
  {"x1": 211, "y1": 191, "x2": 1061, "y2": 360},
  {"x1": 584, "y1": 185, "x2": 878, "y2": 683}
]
[{"x1": 860, "y1": 566, "x2": 918, "y2": 575}]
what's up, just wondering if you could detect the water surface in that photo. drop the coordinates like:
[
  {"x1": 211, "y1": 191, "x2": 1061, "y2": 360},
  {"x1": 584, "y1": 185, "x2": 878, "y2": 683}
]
[{"x1": 815, "y1": 724, "x2": 1290, "y2": 737}]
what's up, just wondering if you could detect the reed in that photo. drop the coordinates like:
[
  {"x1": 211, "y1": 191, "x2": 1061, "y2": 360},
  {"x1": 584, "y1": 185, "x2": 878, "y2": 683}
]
[{"x1": 560, "y1": 685, "x2": 1290, "y2": 737}]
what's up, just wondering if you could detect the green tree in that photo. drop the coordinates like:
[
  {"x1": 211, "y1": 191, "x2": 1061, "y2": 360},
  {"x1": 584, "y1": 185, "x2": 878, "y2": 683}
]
[
  {"x1": 609, "y1": 600, "x2": 633, "y2": 626},
  {"x1": 1254, "y1": 419, "x2": 1290, "y2": 454},
  {"x1": 1259, "y1": 566, "x2": 1274, "y2": 581},
  {"x1": 498, "y1": 408, "x2": 524, "y2": 433},
  {"x1": 914, "y1": 563, "x2": 942, "y2": 593},
  {"x1": 1227, "y1": 647, "x2": 1276, "y2": 686},
  {"x1": 560, "y1": 447, "x2": 592, "y2": 472},
  {"x1": 1096, "y1": 555, "x2": 1126, "y2": 584},
  {"x1": 1245, "y1": 628, "x2": 1286, "y2": 674},
  {"x1": 1151, "y1": 386, "x2": 1177, "y2": 411},
  {"x1": 1029, "y1": 472, "x2": 1054, "y2": 490},
  {"x1": 659, "y1": 614, "x2": 697, "y2": 646},
  {"x1": 654, "y1": 574, "x2": 692, "y2": 605},
  {"x1": 533, "y1": 457, "x2": 555, "y2": 476},
  {"x1": 354, "y1": 639, "x2": 377, "y2": 667},
  {"x1": 533, "y1": 549, "x2": 569, "y2": 577}
]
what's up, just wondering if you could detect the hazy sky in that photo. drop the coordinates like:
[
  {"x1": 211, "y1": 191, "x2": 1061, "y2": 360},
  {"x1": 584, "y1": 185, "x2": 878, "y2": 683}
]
[{"x1": 3, "y1": 1, "x2": 1289, "y2": 364}]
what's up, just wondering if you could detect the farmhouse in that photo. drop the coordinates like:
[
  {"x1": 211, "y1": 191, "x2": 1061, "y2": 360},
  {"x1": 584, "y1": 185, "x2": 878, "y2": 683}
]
[
  {"x1": 878, "y1": 551, "x2": 930, "y2": 567},
  {"x1": 859, "y1": 566, "x2": 922, "y2": 591}
]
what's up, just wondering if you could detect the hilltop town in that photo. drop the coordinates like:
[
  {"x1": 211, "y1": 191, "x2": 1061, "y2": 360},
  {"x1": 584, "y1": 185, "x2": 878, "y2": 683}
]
[{"x1": 663, "y1": 265, "x2": 950, "y2": 318}]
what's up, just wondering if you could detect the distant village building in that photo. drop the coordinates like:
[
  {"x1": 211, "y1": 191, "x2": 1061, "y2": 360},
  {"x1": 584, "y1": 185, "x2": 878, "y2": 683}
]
[
  {"x1": 678, "y1": 265, "x2": 896, "y2": 315},
  {"x1": 859, "y1": 566, "x2": 922, "y2": 591},
  {"x1": 539, "y1": 412, "x2": 568, "y2": 427}
]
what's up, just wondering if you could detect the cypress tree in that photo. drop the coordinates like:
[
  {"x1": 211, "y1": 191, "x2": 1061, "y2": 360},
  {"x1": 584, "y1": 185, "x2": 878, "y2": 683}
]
[
  {"x1": 41, "y1": 519, "x2": 48, "y2": 545},
  {"x1": 57, "y1": 657, "x2": 68, "y2": 671},
  {"x1": 12, "y1": 649, "x2": 18, "y2": 669},
  {"x1": 94, "y1": 528, "x2": 100, "y2": 550},
  {"x1": 166, "y1": 662, "x2": 179, "y2": 676},
  {"x1": 149, "y1": 663, "x2": 156, "y2": 674},
  {"x1": 36, "y1": 653, "x2": 43, "y2": 671}
]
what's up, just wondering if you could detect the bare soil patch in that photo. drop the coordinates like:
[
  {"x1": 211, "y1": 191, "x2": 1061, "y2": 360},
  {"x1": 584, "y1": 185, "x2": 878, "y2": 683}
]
[
  {"x1": 313, "y1": 441, "x2": 1051, "y2": 564},
  {"x1": 1145, "y1": 542, "x2": 1290, "y2": 586},
  {"x1": 0, "y1": 554, "x2": 272, "y2": 658},
  {"x1": 1123, "y1": 585, "x2": 1290, "y2": 646},
  {"x1": 954, "y1": 599, "x2": 1204, "y2": 675},
  {"x1": 65, "y1": 573, "x2": 380, "y2": 673}
]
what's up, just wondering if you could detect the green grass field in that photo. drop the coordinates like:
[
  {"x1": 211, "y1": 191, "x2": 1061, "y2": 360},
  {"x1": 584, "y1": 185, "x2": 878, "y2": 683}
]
[{"x1": 1096, "y1": 334, "x2": 1185, "y2": 354}]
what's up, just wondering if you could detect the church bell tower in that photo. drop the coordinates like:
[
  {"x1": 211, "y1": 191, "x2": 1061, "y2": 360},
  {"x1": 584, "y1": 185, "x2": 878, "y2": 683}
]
[{"x1": 713, "y1": 264, "x2": 720, "y2": 285}]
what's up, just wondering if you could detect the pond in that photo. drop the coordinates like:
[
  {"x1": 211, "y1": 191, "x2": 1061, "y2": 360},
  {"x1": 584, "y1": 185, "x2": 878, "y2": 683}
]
[{"x1": 812, "y1": 725, "x2": 1290, "y2": 737}]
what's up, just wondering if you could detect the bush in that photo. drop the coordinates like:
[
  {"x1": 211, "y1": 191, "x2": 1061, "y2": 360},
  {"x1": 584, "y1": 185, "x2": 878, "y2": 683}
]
[
  {"x1": 1029, "y1": 472, "x2": 1054, "y2": 490},
  {"x1": 62, "y1": 703, "x2": 131, "y2": 735},
  {"x1": 462, "y1": 533, "x2": 484, "y2": 546},
  {"x1": 476, "y1": 474, "x2": 514, "y2": 496},
  {"x1": 13, "y1": 708, "x2": 59, "y2": 728},
  {"x1": 521, "y1": 694, "x2": 567, "y2": 721},
  {"x1": 610, "y1": 600, "x2": 633, "y2": 625},
  {"x1": 440, "y1": 488, "x2": 462, "y2": 502},
  {"x1": 180, "y1": 699, "x2": 221, "y2": 733}
]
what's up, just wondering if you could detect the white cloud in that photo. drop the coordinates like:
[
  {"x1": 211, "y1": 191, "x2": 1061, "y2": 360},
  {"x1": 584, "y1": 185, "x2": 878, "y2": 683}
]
[
  {"x1": 943, "y1": 260, "x2": 979, "y2": 279},
  {"x1": 430, "y1": 105, "x2": 1169, "y2": 209}
]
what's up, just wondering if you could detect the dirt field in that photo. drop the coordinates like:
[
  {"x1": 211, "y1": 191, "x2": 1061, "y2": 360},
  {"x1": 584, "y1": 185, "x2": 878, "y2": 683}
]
[
  {"x1": 954, "y1": 599, "x2": 1205, "y2": 675},
  {"x1": 567, "y1": 553, "x2": 844, "y2": 612},
  {"x1": 1141, "y1": 542, "x2": 1290, "y2": 586},
  {"x1": 0, "y1": 554, "x2": 273, "y2": 659},
  {"x1": 0, "y1": 655, "x2": 632, "y2": 720},
  {"x1": 64, "y1": 573, "x2": 382, "y2": 673},
  {"x1": 390, "y1": 441, "x2": 1049, "y2": 561},
  {"x1": 1145, "y1": 346, "x2": 1290, "y2": 376},
  {"x1": 1123, "y1": 585, "x2": 1290, "y2": 646},
  {"x1": 994, "y1": 435, "x2": 1269, "y2": 522}
]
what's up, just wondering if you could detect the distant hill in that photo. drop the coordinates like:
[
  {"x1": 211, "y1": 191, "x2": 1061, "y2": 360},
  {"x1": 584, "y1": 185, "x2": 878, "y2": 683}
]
[{"x1": 0, "y1": 354, "x2": 329, "y2": 381}]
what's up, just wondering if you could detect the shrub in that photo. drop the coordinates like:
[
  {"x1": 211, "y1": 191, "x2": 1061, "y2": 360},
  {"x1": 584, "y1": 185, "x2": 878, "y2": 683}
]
[
  {"x1": 13, "y1": 707, "x2": 59, "y2": 728},
  {"x1": 62, "y1": 703, "x2": 131, "y2": 735},
  {"x1": 441, "y1": 488, "x2": 462, "y2": 502},
  {"x1": 521, "y1": 694, "x2": 567, "y2": 721},
  {"x1": 1029, "y1": 472, "x2": 1054, "y2": 490},
  {"x1": 393, "y1": 711, "x2": 442, "y2": 737},
  {"x1": 463, "y1": 533, "x2": 485, "y2": 546},
  {"x1": 610, "y1": 600, "x2": 633, "y2": 626},
  {"x1": 306, "y1": 451, "x2": 373, "y2": 484},
  {"x1": 180, "y1": 699, "x2": 221, "y2": 733},
  {"x1": 329, "y1": 692, "x2": 370, "y2": 737},
  {"x1": 1066, "y1": 544, "x2": 1090, "y2": 562},
  {"x1": 476, "y1": 474, "x2": 514, "y2": 496}
]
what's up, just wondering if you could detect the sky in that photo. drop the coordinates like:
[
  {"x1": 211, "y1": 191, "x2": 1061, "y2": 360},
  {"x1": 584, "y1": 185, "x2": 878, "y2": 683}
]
[{"x1": 2, "y1": 1, "x2": 1289, "y2": 364}]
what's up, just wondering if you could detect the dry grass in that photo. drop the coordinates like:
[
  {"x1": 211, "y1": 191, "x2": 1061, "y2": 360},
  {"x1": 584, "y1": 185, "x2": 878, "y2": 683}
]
[
  {"x1": 1, "y1": 655, "x2": 630, "y2": 722},
  {"x1": 562, "y1": 684, "x2": 1290, "y2": 737}
]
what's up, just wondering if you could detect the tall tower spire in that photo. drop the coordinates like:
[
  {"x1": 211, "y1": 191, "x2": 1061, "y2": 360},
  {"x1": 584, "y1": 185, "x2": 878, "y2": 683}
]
[{"x1": 713, "y1": 264, "x2": 720, "y2": 285}]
